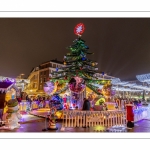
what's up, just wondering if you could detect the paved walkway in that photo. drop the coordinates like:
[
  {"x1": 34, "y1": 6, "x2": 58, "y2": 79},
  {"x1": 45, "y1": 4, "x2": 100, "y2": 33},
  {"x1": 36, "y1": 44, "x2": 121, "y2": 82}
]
[{"x1": 30, "y1": 108, "x2": 50, "y2": 118}]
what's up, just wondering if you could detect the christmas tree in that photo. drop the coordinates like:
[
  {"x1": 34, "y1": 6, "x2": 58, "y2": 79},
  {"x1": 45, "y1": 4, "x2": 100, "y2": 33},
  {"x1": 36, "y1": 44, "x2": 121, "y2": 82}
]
[{"x1": 50, "y1": 23, "x2": 111, "y2": 96}]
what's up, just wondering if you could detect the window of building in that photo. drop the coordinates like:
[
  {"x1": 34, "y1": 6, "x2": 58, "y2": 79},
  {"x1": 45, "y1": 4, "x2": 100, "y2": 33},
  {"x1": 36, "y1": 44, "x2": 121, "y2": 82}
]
[
  {"x1": 40, "y1": 78, "x2": 42, "y2": 83},
  {"x1": 33, "y1": 83, "x2": 37, "y2": 88},
  {"x1": 53, "y1": 64, "x2": 56, "y2": 68},
  {"x1": 43, "y1": 78, "x2": 46, "y2": 82},
  {"x1": 35, "y1": 74, "x2": 38, "y2": 79},
  {"x1": 40, "y1": 85, "x2": 42, "y2": 90}
]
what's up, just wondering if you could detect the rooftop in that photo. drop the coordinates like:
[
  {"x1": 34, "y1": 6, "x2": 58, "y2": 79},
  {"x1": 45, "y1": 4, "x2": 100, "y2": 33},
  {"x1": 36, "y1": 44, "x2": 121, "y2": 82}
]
[
  {"x1": 0, "y1": 81, "x2": 13, "y2": 89},
  {"x1": 40, "y1": 59, "x2": 63, "y2": 66}
]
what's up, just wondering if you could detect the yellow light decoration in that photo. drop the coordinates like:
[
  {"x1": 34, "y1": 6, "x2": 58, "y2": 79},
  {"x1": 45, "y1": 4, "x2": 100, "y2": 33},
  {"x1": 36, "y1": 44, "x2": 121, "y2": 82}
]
[
  {"x1": 84, "y1": 73, "x2": 91, "y2": 79},
  {"x1": 92, "y1": 62, "x2": 95, "y2": 66},
  {"x1": 55, "y1": 111, "x2": 63, "y2": 119},
  {"x1": 101, "y1": 83, "x2": 112, "y2": 99},
  {"x1": 64, "y1": 62, "x2": 66, "y2": 65},
  {"x1": 95, "y1": 97, "x2": 105, "y2": 105},
  {"x1": 54, "y1": 82, "x2": 67, "y2": 94}
]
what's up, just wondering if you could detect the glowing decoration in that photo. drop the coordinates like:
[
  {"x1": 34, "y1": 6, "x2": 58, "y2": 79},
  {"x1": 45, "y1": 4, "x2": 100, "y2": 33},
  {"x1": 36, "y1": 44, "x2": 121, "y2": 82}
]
[
  {"x1": 108, "y1": 125, "x2": 126, "y2": 132},
  {"x1": 51, "y1": 94, "x2": 63, "y2": 110},
  {"x1": 43, "y1": 81, "x2": 55, "y2": 95},
  {"x1": 92, "y1": 62, "x2": 95, "y2": 66},
  {"x1": 101, "y1": 83, "x2": 113, "y2": 98},
  {"x1": 97, "y1": 89, "x2": 101, "y2": 93},
  {"x1": 95, "y1": 98, "x2": 105, "y2": 105},
  {"x1": 101, "y1": 72, "x2": 105, "y2": 76},
  {"x1": 4, "y1": 99, "x2": 22, "y2": 130},
  {"x1": 55, "y1": 111, "x2": 63, "y2": 119},
  {"x1": 0, "y1": 77, "x2": 15, "y2": 83},
  {"x1": 105, "y1": 102, "x2": 117, "y2": 110},
  {"x1": 56, "y1": 68, "x2": 58, "y2": 72},
  {"x1": 111, "y1": 78, "x2": 121, "y2": 85},
  {"x1": 48, "y1": 106, "x2": 58, "y2": 130},
  {"x1": 81, "y1": 57, "x2": 86, "y2": 61},
  {"x1": 69, "y1": 76, "x2": 85, "y2": 93},
  {"x1": 136, "y1": 73, "x2": 150, "y2": 83},
  {"x1": 64, "y1": 62, "x2": 66, "y2": 65},
  {"x1": 111, "y1": 90, "x2": 116, "y2": 96},
  {"x1": 74, "y1": 23, "x2": 85, "y2": 36}
]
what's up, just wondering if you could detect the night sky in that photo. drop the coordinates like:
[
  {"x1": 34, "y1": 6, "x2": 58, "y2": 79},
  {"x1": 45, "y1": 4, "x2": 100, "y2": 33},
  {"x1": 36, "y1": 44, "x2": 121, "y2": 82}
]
[{"x1": 0, "y1": 18, "x2": 150, "y2": 81}]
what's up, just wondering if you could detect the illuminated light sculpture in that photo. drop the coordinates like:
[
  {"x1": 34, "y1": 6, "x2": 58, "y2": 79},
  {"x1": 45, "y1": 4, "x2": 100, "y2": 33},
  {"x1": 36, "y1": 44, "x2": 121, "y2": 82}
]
[
  {"x1": 3, "y1": 99, "x2": 22, "y2": 130},
  {"x1": 136, "y1": 73, "x2": 150, "y2": 83},
  {"x1": 48, "y1": 107, "x2": 58, "y2": 130},
  {"x1": 74, "y1": 23, "x2": 85, "y2": 36},
  {"x1": 117, "y1": 82, "x2": 129, "y2": 85},
  {"x1": 68, "y1": 76, "x2": 86, "y2": 93},
  {"x1": 111, "y1": 78, "x2": 121, "y2": 85},
  {"x1": 43, "y1": 81, "x2": 55, "y2": 95},
  {"x1": 122, "y1": 83, "x2": 136, "y2": 87},
  {"x1": 132, "y1": 85, "x2": 150, "y2": 91}
]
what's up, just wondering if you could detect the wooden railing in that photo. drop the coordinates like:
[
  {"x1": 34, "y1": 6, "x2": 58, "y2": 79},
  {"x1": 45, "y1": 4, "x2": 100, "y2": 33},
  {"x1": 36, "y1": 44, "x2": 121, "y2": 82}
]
[{"x1": 62, "y1": 110, "x2": 126, "y2": 128}]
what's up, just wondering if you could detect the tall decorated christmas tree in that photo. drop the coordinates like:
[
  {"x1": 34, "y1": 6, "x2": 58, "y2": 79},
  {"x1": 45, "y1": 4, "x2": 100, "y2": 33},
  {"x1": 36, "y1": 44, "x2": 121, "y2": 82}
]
[{"x1": 46, "y1": 23, "x2": 112, "y2": 109}]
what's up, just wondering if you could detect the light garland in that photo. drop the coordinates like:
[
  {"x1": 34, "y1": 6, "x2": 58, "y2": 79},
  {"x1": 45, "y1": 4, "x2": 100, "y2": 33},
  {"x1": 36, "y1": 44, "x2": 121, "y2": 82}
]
[
  {"x1": 136, "y1": 73, "x2": 150, "y2": 83},
  {"x1": 133, "y1": 107, "x2": 148, "y2": 115}
]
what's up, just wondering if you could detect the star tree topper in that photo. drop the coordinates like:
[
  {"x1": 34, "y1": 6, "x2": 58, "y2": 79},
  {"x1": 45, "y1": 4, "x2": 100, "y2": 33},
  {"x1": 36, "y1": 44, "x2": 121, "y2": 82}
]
[{"x1": 74, "y1": 23, "x2": 85, "y2": 36}]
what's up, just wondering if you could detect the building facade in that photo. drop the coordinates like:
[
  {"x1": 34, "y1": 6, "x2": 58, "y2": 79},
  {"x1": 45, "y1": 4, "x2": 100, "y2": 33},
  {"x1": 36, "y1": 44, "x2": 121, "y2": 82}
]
[{"x1": 24, "y1": 59, "x2": 64, "y2": 97}]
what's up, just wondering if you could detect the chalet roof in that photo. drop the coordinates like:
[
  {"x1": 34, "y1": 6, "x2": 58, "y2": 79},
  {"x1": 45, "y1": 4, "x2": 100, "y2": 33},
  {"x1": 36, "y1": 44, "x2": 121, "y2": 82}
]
[{"x1": 0, "y1": 82, "x2": 14, "y2": 93}]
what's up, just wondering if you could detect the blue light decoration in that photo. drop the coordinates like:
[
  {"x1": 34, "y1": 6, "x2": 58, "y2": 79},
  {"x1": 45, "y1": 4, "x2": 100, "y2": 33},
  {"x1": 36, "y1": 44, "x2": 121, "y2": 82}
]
[
  {"x1": 101, "y1": 72, "x2": 105, "y2": 76},
  {"x1": 81, "y1": 57, "x2": 86, "y2": 61},
  {"x1": 133, "y1": 107, "x2": 148, "y2": 115},
  {"x1": 56, "y1": 68, "x2": 59, "y2": 72},
  {"x1": 51, "y1": 94, "x2": 63, "y2": 110}
]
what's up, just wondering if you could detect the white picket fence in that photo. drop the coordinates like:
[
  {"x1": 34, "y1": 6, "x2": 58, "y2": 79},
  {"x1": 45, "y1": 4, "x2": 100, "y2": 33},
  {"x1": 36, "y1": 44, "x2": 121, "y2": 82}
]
[{"x1": 62, "y1": 110, "x2": 126, "y2": 128}]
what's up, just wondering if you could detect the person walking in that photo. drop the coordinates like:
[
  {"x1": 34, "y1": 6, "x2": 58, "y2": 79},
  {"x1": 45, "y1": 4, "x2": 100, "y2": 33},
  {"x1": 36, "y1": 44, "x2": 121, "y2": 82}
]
[
  {"x1": 82, "y1": 98, "x2": 90, "y2": 128},
  {"x1": 82, "y1": 98, "x2": 90, "y2": 111}
]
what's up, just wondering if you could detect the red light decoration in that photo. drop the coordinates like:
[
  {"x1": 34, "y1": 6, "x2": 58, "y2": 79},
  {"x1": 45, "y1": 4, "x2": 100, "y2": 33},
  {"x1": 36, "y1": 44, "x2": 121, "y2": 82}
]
[{"x1": 74, "y1": 23, "x2": 85, "y2": 36}]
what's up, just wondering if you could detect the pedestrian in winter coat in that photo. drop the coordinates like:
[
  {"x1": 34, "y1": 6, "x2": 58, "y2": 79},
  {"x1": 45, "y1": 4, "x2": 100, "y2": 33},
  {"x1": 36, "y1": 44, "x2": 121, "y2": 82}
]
[{"x1": 82, "y1": 98, "x2": 90, "y2": 111}]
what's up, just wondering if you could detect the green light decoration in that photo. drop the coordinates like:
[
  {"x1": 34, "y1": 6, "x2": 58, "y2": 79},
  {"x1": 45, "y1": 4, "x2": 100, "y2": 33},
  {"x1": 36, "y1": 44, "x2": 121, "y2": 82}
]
[
  {"x1": 49, "y1": 23, "x2": 112, "y2": 96},
  {"x1": 86, "y1": 83, "x2": 102, "y2": 95}
]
